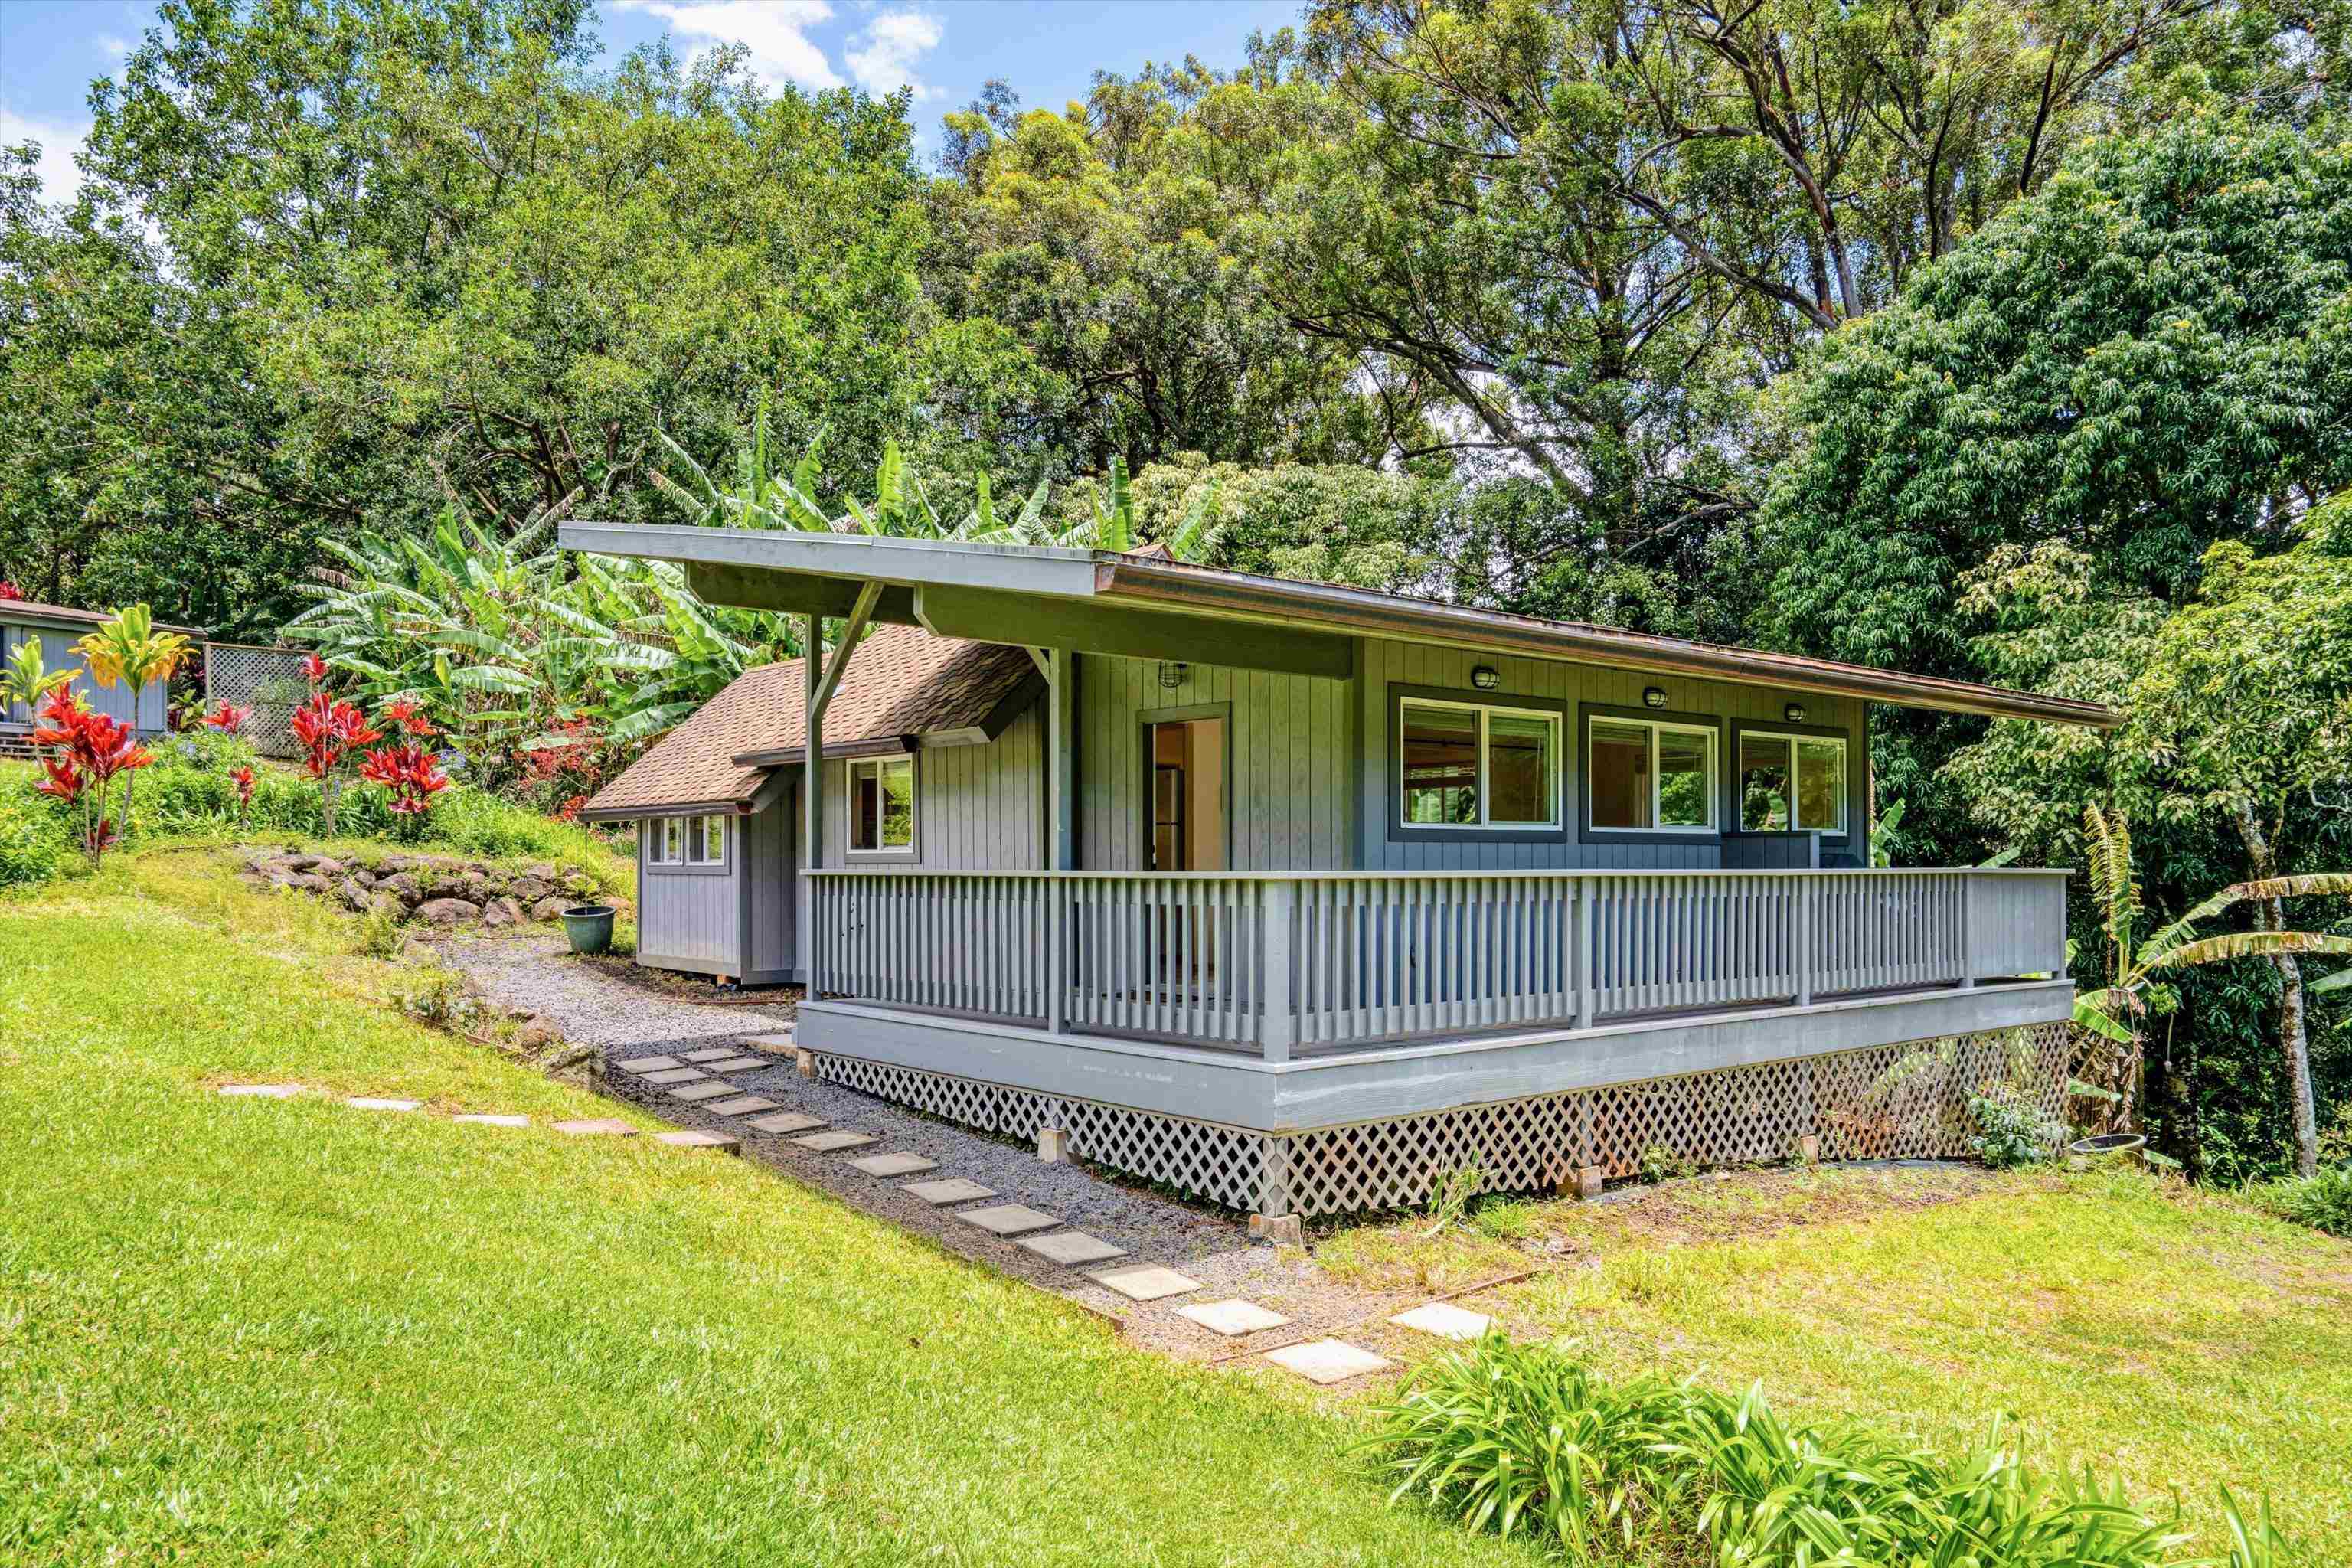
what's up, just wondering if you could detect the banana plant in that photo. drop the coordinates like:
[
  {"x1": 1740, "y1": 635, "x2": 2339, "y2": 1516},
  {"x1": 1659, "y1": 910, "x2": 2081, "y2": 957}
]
[{"x1": 2075, "y1": 804, "x2": 2352, "y2": 1132}]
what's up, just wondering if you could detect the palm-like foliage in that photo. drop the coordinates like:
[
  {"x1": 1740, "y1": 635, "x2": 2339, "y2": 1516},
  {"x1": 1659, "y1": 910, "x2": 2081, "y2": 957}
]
[
  {"x1": 1, "y1": 637, "x2": 74, "y2": 726},
  {"x1": 2076, "y1": 804, "x2": 2352, "y2": 1130}
]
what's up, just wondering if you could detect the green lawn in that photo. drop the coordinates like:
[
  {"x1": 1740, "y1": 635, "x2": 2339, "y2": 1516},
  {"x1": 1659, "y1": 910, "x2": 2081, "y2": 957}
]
[
  {"x1": 1321, "y1": 1161, "x2": 2352, "y2": 1559},
  {"x1": 0, "y1": 851, "x2": 1538, "y2": 1566}
]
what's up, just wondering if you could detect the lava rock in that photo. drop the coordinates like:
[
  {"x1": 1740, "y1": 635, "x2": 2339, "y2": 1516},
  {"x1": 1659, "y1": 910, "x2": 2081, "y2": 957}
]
[
  {"x1": 530, "y1": 895, "x2": 570, "y2": 922},
  {"x1": 337, "y1": 877, "x2": 373, "y2": 913},
  {"x1": 378, "y1": 871, "x2": 425, "y2": 903},
  {"x1": 413, "y1": 897, "x2": 483, "y2": 926},
  {"x1": 273, "y1": 871, "x2": 332, "y2": 893},
  {"x1": 482, "y1": 896, "x2": 526, "y2": 929}
]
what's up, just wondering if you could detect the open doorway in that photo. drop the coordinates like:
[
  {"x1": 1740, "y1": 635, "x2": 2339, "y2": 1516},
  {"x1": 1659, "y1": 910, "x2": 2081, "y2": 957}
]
[{"x1": 1145, "y1": 713, "x2": 1227, "y2": 872}]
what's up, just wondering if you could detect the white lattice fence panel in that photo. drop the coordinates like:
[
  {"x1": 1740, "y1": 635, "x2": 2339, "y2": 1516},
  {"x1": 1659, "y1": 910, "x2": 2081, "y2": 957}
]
[
  {"x1": 812, "y1": 1054, "x2": 1274, "y2": 1214},
  {"x1": 204, "y1": 644, "x2": 312, "y2": 760}
]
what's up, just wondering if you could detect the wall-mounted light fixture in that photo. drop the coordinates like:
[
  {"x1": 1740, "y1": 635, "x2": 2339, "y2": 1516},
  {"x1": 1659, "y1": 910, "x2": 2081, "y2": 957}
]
[
  {"x1": 1158, "y1": 661, "x2": 1187, "y2": 690},
  {"x1": 1642, "y1": 686, "x2": 1668, "y2": 710},
  {"x1": 1470, "y1": 665, "x2": 1501, "y2": 691},
  {"x1": 1784, "y1": 702, "x2": 1808, "y2": 724}
]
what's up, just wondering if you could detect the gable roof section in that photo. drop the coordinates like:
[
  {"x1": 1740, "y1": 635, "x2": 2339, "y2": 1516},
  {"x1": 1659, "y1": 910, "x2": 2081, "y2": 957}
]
[{"x1": 578, "y1": 623, "x2": 1037, "y2": 820}]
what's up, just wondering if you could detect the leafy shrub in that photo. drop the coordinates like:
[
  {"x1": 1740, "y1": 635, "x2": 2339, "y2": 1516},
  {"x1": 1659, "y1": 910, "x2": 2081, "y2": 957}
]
[
  {"x1": 2246, "y1": 1166, "x2": 2352, "y2": 1238},
  {"x1": 1637, "y1": 1145, "x2": 1695, "y2": 1183},
  {"x1": 150, "y1": 728, "x2": 258, "y2": 775},
  {"x1": 1366, "y1": 1337, "x2": 2295, "y2": 1566},
  {"x1": 0, "y1": 797, "x2": 67, "y2": 889},
  {"x1": 1969, "y1": 1088, "x2": 2070, "y2": 1169}
]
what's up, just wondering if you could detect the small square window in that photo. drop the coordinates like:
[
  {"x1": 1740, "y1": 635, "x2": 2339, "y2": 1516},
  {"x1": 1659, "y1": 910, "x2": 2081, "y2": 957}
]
[
  {"x1": 1738, "y1": 731, "x2": 1847, "y2": 834},
  {"x1": 849, "y1": 756, "x2": 916, "y2": 853},
  {"x1": 1589, "y1": 718, "x2": 1717, "y2": 833}
]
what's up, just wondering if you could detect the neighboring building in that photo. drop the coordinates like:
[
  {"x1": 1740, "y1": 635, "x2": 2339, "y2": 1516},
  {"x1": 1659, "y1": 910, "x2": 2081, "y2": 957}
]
[
  {"x1": 2, "y1": 602, "x2": 204, "y2": 751},
  {"x1": 570, "y1": 525, "x2": 2114, "y2": 1220}
]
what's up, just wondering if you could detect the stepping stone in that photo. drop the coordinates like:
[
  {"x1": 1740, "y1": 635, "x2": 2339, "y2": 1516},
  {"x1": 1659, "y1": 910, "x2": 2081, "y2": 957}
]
[
  {"x1": 1017, "y1": 1230, "x2": 1129, "y2": 1266},
  {"x1": 846, "y1": 1152, "x2": 938, "y2": 1178},
  {"x1": 1390, "y1": 1302, "x2": 1494, "y2": 1341},
  {"x1": 1089, "y1": 1264, "x2": 1203, "y2": 1302},
  {"x1": 1176, "y1": 1298, "x2": 1290, "y2": 1337},
  {"x1": 703, "y1": 1095, "x2": 780, "y2": 1117},
  {"x1": 742, "y1": 1032, "x2": 794, "y2": 1050},
  {"x1": 681, "y1": 1047, "x2": 739, "y2": 1063},
  {"x1": 454, "y1": 1113, "x2": 529, "y2": 1128},
  {"x1": 670, "y1": 1081, "x2": 740, "y2": 1102},
  {"x1": 641, "y1": 1067, "x2": 706, "y2": 1087},
  {"x1": 698, "y1": 1054, "x2": 769, "y2": 1073},
  {"x1": 347, "y1": 1096, "x2": 421, "y2": 1112},
  {"x1": 554, "y1": 1118, "x2": 638, "y2": 1137},
  {"x1": 616, "y1": 1055, "x2": 682, "y2": 1073},
  {"x1": 792, "y1": 1130, "x2": 879, "y2": 1153},
  {"x1": 217, "y1": 1083, "x2": 303, "y2": 1099},
  {"x1": 1263, "y1": 1339, "x2": 1392, "y2": 1385},
  {"x1": 955, "y1": 1204, "x2": 1063, "y2": 1237},
  {"x1": 655, "y1": 1129, "x2": 740, "y2": 1153},
  {"x1": 746, "y1": 1111, "x2": 826, "y2": 1135},
  {"x1": 901, "y1": 1178, "x2": 997, "y2": 1205}
]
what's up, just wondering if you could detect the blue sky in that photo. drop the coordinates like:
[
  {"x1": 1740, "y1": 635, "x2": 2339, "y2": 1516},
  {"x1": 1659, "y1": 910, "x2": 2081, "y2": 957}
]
[{"x1": 0, "y1": 0, "x2": 1304, "y2": 203}]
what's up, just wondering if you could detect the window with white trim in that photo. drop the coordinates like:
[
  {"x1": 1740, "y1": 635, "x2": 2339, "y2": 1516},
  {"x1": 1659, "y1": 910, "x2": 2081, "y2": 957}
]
[
  {"x1": 646, "y1": 814, "x2": 725, "y2": 866},
  {"x1": 848, "y1": 756, "x2": 916, "y2": 853},
  {"x1": 1398, "y1": 698, "x2": 1560, "y2": 829},
  {"x1": 1738, "y1": 731, "x2": 1847, "y2": 833},
  {"x1": 1588, "y1": 718, "x2": 1717, "y2": 831}
]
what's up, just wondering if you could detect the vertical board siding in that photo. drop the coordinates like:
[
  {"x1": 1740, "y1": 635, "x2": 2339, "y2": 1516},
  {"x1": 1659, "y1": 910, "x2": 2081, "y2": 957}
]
[
  {"x1": 745, "y1": 801, "x2": 797, "y2": 976},
  {"x1": 636, "y1": 828, "x2": 743, "y2": 969},
  {"x1": 816, "y1": 704, "x2": 1047, "y2": 871},
  {"x1": 1076, "y1": 653, "x2": 1352, "y2": 872},
  {"x1": 1356, "y1": 639, "x2": 1866, "y2": 874},
  {"x1": 9, "y1": 627, "x2": 168, "y2": 730}
]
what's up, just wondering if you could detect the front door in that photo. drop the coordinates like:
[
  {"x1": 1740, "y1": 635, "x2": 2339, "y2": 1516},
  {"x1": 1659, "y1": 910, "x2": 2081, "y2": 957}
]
[{"x1": 1145, "y1": 716, "x2": 1227, "y2": 871}]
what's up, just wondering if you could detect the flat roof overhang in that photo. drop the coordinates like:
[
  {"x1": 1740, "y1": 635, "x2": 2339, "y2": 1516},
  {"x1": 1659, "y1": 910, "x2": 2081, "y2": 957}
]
[{"x1": 558, "y1": 522, "x2": 2120, "y2": 730}]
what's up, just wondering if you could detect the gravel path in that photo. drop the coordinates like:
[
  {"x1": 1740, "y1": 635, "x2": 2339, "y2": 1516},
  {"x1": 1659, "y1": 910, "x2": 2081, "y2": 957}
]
[{"x1": 436, "y1": 933, "x2": 1435, "y2": 1360}]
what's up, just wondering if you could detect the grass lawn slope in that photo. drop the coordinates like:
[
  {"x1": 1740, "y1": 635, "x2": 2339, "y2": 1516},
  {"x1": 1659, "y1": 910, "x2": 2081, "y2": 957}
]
[{"x1": 0, "y1": 851, "x2": 1541, "y2": 1567}]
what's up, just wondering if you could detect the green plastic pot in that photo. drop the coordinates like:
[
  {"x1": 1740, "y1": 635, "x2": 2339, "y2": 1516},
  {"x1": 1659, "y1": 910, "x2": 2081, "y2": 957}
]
[{"x1": 561, "y1": 905, "x2": 616, "y2": 956}]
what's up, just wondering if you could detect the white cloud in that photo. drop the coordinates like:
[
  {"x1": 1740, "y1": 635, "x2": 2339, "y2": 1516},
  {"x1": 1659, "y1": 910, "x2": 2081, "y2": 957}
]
[
  {"x1": 0, "y1": 105, "x2": 92, "y2": 207},
  {"x1": 97, "y1": 34, "x2": 129, "y2": 59},
  {"x1": 616, "y1": 0, "x2": 844, "y2": 90},
  {"x1": 844, "y1": 9, "x2": 942, "y2": 101}
]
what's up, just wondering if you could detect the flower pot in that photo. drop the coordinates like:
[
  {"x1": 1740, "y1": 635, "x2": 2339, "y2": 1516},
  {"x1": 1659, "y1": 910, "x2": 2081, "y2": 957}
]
[
  {"x1": 560, "y1": 904, "x2": 616, "y2": 956},
  {"x1": 2065, "y1": 1132, "x2": 2146, "y2": 1170}
]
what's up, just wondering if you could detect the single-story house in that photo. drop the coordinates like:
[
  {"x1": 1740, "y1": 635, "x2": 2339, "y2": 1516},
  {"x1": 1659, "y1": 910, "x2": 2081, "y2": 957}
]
[
  {"x1": 2, "y1": 600, "x2": 204, "y2": 753},
  {"x1": 570, "y1": 525, "x2": 2114, "y2": 1218}
]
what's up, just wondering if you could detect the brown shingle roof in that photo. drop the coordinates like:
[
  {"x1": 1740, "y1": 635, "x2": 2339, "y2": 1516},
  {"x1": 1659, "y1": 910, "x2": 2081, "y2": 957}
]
[{"x1": 578, "y1": 624, "x2": 1037, "y2": 820}]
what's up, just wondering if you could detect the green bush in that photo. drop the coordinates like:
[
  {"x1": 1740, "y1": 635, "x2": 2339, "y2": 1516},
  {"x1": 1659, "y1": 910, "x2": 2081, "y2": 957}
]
[
  {"x1": 1365, "y1": 1337, "x2": 2296, "y2": 1566},
  {"x1": 1969, "y1": 1088, "x2": 2070, "y2": 1169},
  {"x1": 2246, "y1": 1166, "x2": 2352, "y2": 1239},
  {"x1": 0, "y1": 797, "x2": 67, "y2": 890}
]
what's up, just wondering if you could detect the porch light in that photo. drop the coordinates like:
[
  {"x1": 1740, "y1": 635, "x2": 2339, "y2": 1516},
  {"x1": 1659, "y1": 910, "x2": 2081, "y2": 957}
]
[
  {"x1": 1158, "y1": 661, "x2": 1187, "y2": 690},
  {"x1": 1642, "y1": 686, "x2": 1668, "y2": 710},
  {"x1": 1470, "y1": 665, "x2": 1501, "y2": 691},
  {"x1": 1784, "y1": 702, "x2": 1808, "y2": 724}
]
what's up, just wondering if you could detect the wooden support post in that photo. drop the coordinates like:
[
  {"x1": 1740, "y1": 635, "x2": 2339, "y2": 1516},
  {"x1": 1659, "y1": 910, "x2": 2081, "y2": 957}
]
[
  {"x1": 1957, "y1": 874, "x2": 1978, "y2": 989},
  {"x1": 801, "y1": 611, "x2": 824, "y2": 999},
  {"x1": 1036, "y1": 1126, "x2": 1069, "y2": 1163},
  {"x1": 1259, "y1": 880, "x2": 1295, "y2": 1064},
  {"x1": 1045, "y1": 647, "x2": 1076, "y2": 871},
  {"x1": 1575, "y1": 879, "x2": 1596, "y2": 1030},
  {"x1": 1797, "y1": 878, "x2": 1817, "y2": 1007}
]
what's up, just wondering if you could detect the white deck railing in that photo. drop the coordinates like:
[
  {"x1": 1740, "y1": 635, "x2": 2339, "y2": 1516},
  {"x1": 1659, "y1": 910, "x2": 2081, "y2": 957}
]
[{"x1": 807, "y1": 869, "x2": 2070, "y2": 1060}]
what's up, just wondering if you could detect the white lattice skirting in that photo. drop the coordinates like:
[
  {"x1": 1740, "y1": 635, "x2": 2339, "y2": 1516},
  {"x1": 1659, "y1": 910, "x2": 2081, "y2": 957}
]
[{"x1": 812, "y1": 1021, "x2": 2073, "y2": 1218}]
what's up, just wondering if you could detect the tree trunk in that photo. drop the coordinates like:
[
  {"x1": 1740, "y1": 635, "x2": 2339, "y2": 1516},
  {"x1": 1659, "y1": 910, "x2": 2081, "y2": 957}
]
[{"x1": 2232, "y1": 799, "x2": 2320, "y2": 1176}]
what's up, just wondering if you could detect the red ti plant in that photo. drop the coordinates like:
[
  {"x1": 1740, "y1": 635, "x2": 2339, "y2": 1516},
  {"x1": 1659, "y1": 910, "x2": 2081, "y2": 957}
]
[
  {"x1": 290, "y1": 690, "x2": 381, "y2": 836},
  {"x1": 32, "y1": 688, "x2": 153, "y2": 864},
  {"x1": 358, "y1": 742, "x2": 451, "y2": 827},
  {"x1": 204, "y1": 701, "x2": 253, "y2": 733},
  {"x1": 230, "y1": 765, "x2": 256, "y2": 825}
]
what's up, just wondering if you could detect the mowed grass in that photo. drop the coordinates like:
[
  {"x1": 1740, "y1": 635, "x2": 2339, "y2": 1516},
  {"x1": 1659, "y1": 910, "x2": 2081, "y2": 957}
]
[
  {"x1": 1324, "y1": 1162, "x2": 2352, "y2": 1558},
  {"x1": 0, "y1": 852, "x2": 1542, "y2": 1567}
]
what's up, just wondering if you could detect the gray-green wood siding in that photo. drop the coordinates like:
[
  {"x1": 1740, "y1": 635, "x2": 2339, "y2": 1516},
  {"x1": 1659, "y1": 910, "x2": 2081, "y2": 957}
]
[
  {"x1": 745, "y1": 796, "x2": 796, "y2": 978},
  {"x1": 636, "y1": 818, "x2": 743, "y2": 972},
  {"x1": 1, "y1": 625, "x2": 168, "y2": 731},
  {"x1": 815, "y1": 701, "x2": 1047, "y2": 871}
]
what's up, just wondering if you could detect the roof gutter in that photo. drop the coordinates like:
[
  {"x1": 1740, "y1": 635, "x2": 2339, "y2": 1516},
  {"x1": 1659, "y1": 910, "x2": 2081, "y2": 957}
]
[{"x1": 1093, "y1": 559, "x2": 2122, "y2": 730}]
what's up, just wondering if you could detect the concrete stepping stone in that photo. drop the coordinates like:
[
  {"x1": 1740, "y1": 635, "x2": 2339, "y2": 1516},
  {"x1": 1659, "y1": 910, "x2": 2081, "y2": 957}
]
[
  {"x1": 1390, "y1": 1302, "x2": 1494, "y2": 1341},
  {"x1": 703, "y1": 1095, "x2": 780, "y2": 1117},
  {"x1": 1263, "y1": 1339, "x2": 1392, "y2": 1385},
  {"x1": 746, "y1": 1111, "x2": 825, "y2": 1135},
  {"x1": 1089, "y1": 1264, "x2": 1203, "y2": 1302},
  {"x1": 1018, "y1": 1230, "x2": 1128, "y2": 1266},
  {"x1": 681, "y1": 1047, "x2": 740, "y2": 1063},
  {"x1": 454, "y1": 1113, "x2": 529, "y2": 1127},
  {"x1": 616, "y1": 1055, "x2": 682, "y2": 1073},
  {"x1": 217, "y1": 1083, "x2": 304, "y2": 1099},
  {"x1": 901, "y1": 1177, "x2": 997, "y2": 1205},
  {"x1": 698, "y1": 1054, "x2": 769, "y2": 1073},
  {"x1": 955, "y1": 1204, "x2": 1063, "y2": 1237},
  {"x1": 847, "y1": 1152, "x2": 938, "y2": 1178},
  {"x1": 670, "y1": 1081, "x2": 740, "y2": 1102},
  {"x1": 1176, "y1": 1298, "x2": 1289, "y2": 1337},
  {"x1": 348, "y1": 1096, "x2": 422, "y2": 1112},
  {"x1": 641, "y1": 1067, "x2": 706, "y2": 1087},
  {"x1": 554, "y1": 1118, "x2": 638, "y2": 1137},
  {"x1": 655, "y1": 1129, "x2": 740, "y2": 1153},
  {"x1": 792, "y1": 1130, "x2": 879, "y2": 1153}
]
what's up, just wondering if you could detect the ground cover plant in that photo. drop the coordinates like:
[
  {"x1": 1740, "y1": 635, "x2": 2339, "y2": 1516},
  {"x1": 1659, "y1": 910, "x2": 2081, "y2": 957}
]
[
  {"x1": 1318, "y1": 1161, "x2": 2352, "y2": 1559},
  {"x1": 0, "y1": 849, "x2": 1542, "y2": 1566}
]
